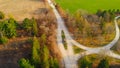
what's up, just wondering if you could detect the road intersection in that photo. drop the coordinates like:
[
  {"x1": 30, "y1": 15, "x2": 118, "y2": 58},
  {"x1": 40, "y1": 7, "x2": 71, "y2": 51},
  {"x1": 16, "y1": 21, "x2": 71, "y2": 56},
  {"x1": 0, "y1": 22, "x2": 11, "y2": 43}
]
[{"x1": 47, "y1": 0, "x2": 120, "y2": 68}]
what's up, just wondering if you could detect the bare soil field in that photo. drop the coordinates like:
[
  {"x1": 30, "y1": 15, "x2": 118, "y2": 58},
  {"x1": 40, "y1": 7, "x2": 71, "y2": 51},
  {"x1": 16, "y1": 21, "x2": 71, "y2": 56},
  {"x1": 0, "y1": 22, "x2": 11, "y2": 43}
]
[{"x1": 0, "y1": 0, "x2": 47, "y2": 21}]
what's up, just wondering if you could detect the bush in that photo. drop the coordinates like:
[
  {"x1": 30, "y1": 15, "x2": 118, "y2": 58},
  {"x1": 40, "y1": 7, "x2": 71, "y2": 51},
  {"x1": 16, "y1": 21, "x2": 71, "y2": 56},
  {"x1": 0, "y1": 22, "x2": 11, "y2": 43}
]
[
  {"x1": 19, "y1": 58, "x2": 34, "y2": 68},
  {"x1": 0, "y1": 11, "x2": 5, "y2": 19}
]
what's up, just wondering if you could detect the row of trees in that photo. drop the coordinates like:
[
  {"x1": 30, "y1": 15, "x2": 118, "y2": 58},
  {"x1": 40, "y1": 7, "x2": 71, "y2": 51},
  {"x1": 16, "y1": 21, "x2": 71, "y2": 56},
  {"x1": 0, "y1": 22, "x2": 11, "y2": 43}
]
[
  {"x1": 96, "y1": 9, "x2": 120, "y2": 22},
  {"x1": 0, "y1": 17, "x2": 39, "y2": 44},
  {"x1": 19, "y1": 35, "x2": 59, "y2": 68},
  {"x1": 79, "y1": 56, "x2": 109, "y2": 68}
]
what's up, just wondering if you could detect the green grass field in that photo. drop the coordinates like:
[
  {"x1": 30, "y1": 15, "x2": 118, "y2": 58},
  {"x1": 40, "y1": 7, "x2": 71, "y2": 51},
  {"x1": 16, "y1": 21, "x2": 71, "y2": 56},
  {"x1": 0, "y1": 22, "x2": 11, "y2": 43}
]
[{"x1": 55, "y1": 0, "x2": 120, "y2": 13}]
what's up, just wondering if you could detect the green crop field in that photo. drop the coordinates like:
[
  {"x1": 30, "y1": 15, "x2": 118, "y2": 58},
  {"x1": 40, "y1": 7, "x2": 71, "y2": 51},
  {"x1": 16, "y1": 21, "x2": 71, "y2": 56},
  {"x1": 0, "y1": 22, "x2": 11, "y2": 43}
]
[{"x1": 55, "y1": 0, "x2": 120, "y2": 13}]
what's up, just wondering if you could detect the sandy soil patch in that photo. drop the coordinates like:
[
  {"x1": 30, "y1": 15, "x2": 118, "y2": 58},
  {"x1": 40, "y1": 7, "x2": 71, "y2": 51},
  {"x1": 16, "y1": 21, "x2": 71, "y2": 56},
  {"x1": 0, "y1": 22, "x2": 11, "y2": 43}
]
[{"x1": 0, "y1": 0, "x2": 46, "y2": 21}]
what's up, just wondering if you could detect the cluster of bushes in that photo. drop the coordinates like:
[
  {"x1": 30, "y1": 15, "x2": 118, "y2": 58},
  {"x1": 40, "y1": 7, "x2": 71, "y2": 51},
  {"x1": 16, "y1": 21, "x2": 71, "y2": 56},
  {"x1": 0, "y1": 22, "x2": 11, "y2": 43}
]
[
  {"x1": 78, "y1": 56, "x2": 109, "y2": 68},
  {"x1": 19, "y1": 35, "x2": 59, "y2": 68}
]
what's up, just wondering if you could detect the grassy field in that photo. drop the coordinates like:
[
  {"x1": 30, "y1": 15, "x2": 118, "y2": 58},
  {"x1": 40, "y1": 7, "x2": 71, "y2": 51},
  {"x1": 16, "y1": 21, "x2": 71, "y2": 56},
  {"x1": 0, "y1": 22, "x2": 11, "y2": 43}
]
[{"x1": 55, "y1": 0, "x2": 120, "y2": 13}]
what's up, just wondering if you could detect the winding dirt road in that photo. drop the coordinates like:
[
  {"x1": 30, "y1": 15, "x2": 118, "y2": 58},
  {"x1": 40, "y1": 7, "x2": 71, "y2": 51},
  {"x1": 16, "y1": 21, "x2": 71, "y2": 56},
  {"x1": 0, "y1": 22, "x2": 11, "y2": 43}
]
[{"x1": 47, "y1": 0, "x2": 120, "y2": 68}]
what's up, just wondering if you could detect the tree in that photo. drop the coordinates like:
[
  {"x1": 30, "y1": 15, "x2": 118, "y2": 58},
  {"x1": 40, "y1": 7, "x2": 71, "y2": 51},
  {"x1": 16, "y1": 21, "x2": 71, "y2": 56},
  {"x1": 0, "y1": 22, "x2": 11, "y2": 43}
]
[
  {"x1": 78, "y1": 56, "x2": 92, "y2": 68},
  {"x1": 19, "y1": 58, "x2": 34, "y2": 68},
  {"x1": 22, "y1": 18, "x2": 38, "y2": 36},
  {"x1": 96, "y1": 9, "x2": 103, "y2": 17},
  {"x1": 0, "y1": 18, "x2": 17, "y2": 38},
  {"x1": 0, "y1": 21, "x2": 8, "y2": 44},
  {"x1": 49, "y1": 58, "x2": 59, "y2": 68},
  {"x1": 32, "y1": 37, "x2": 41, "y2": 66},
  {"x1": 74, "y1": 11, "x2": 85, "y2": 33},
  {"x1": 103, "y1": 11, "x2": 111, "y2": 22},
  {"x1": 32, "y1": 18, "x2": 38, "y2": 36},
  {"x1": 98, "y1": 58, "x2": 109, "y2": 68},
  {"x1": 42, "y1": 45, "x2": 50, "y2": 68},
  {"x1": 0, "y1": 11, "x2": 5, "y2": 19},
  {"x1": 41, "y1": 34, "x2": 46, "y2": 45},
  {"x1": 0, "y1": 32, "x2": 8, "y2": 44},
  {"x1": 6, "y1": 18, "x2": 17, "y2": 38},
  {"x1": 22, "y1": 18, "x2": 32, "y2": 32}
]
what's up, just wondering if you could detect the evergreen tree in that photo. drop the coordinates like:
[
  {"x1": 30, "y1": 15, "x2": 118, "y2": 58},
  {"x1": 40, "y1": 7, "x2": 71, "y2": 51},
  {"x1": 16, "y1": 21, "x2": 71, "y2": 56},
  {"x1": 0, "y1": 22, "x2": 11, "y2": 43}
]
[
  {"x1": 49, "y1": 58, "x2": 59, "y2": 68},
  {"x1": 42, "y1": 45, "x2": 49, "y2": 68},
  {"x1": 32, "y1": 37, "x2": 40, "y2": 66},
  {"x1": 23, "y1": 18, "x2": 32, "y2": 32},
  {"x1": 98, "y1": 58, "x2": 109, "y2": 68},
  {"x1": 6, "y1": 18, "x2": 17, "y2": 38},
  {"x1": 41, "y1": 34, "x2": 46, "y2": 45},
  {"x1": 96, "y1": 9, "x2": 103, "y2": 17},
  {"x1": 79, "y1": 56, "x2": 92, "y2": 68},
  {"x1": 0, "y1": 32, "x2": 8, "y2": 44},
  {"x1": 23, "y1": 18, "x2": 38, "y2": 36},
  {"x1": 32, "y1": 18, "x2": 38, "y2": 36},
  {"x1": 0, "y1": 18, "x2": 17, "y2": 38},
  {"x1": 19, "y1": 58, "x2": 34, "y2": 68}
]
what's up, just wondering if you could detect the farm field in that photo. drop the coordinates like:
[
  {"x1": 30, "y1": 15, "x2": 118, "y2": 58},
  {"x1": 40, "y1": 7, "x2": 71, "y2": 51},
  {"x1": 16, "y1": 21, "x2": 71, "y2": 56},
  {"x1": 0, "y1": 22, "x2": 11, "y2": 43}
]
[{"x1": 55, "y1": 0, "x2": 120, "y2": 13}]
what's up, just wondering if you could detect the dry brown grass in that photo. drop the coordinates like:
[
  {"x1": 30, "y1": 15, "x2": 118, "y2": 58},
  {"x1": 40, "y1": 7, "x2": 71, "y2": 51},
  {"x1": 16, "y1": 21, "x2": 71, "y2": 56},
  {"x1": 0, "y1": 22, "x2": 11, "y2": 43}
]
[{"x1": 0, "y1": 0, "x2": 47, "y2": 21}]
